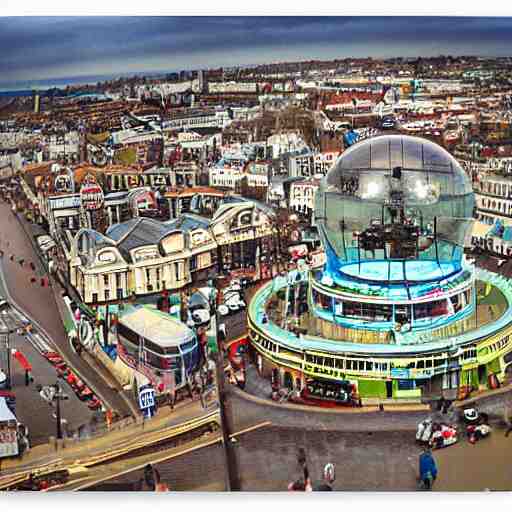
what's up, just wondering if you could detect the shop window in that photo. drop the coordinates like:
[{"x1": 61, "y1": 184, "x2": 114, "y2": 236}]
[{"x1": 397, "y1": 380, "x2": 415, "y2": 390}]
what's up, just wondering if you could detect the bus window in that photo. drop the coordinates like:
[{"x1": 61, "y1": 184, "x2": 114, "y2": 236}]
[{"x1": 118, "y1": 323, "x2": 140, "y2": 346}]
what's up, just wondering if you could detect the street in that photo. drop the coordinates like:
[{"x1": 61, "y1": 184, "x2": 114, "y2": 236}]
[
  {"x1": 0, "y1": 305, "x2": 94, "y2": 446},
  {"x1": 0, "y1": 200, "x2": 133, "y2": 418}
]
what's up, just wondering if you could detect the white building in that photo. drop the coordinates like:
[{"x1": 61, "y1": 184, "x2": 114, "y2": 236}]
[
  {"x1": 267, "y1": 132, "x2": 308, "y2": 159},
  {"x1": 47, "y1": 131, "x2": 80, "y2": 160},
  {"x1": 209, "y1": 166, "x2": 244, "y2": 189},
  {"x1": 207, "y1": 81, "x2": 258, "y2": 94},
  {"x1": 289, "y1": 179, "x2": 320, "y2": 214},
  {"x1": 474, "y1": 172, "x2": 512, "y2": 226},
  {"x1": 164, "y1": 109, "x2": 232, "y2": 131}
]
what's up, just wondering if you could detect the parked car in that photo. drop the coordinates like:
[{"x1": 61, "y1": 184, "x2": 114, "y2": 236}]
[
  {"x1": 380, "y1": 116, "x2": 396, "y2": 129},
  {"x1": 222, "y1": 290, "x2": 246, "y2": 313}
]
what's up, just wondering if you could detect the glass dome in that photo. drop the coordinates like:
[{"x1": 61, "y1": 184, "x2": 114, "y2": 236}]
[{"x1": 314, "y1": 135, "x2": 475, "y2": 282}]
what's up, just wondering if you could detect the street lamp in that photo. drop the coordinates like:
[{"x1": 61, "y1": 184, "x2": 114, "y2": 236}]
[{"x1": 39, "y1": 381, "x2": 69, "y2": 440}]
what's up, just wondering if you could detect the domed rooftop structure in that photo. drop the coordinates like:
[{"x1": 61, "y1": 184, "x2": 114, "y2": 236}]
[{"x1": 315, "y1": 135, "x2": 475, "y2": 283}]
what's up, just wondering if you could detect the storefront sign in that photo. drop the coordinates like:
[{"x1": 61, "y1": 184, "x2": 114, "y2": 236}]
[
  {"x1": 97, "y1": 250, "x2": 116, "y2": 263},
  {"x1": 48, "y1": 195, "x2": 81, "y2": 210},
  {"x1": 80, "y1": 177, "x2": 104, "y2": 211},
  {"x1": 0, "y1": 424, "x2": 18, "y2": 457},
  {"x1": 391, "y1": 368, "x2": 410, "y2": 379}
]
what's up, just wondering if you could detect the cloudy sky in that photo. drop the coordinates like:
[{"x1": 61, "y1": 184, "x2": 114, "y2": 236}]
[{"x1": 2, "y1": 17, "x2": 512, "y2": 85}]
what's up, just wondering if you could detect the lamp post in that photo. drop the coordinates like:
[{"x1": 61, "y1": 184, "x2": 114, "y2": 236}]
[
  {"x1": 0, "y1": 329, "x2": 15, "y2": 390},
  {"x1": 39, "y1": 381, "x2": 69, "y2": 439}
]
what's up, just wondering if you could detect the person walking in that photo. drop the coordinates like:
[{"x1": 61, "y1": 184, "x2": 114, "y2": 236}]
[
  {"x1": 144, "y1": 464, "x2": 156, "y2": 491},
  {"x1": 418, "y1": 447, "x2": 438, "y2": 490},
  {"x1": 167, "y1": 389, "x2": 176, "y2": 411},
  {"x1": 314, "y1": 463, "x2": 336, "y2": 491}
]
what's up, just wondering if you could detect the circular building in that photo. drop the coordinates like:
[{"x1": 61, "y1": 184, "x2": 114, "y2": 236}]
[{"x1": 248, "y1": 135, "x2": 512, "y2": 404}]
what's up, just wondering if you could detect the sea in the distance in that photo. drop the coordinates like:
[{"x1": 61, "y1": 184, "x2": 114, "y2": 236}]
[{"x1": 0, "y1": 70, "x2": 169, "y2": 96}]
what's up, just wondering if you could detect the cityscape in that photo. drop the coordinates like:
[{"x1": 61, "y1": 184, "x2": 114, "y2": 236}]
[{"x1": 1, "y1": 15, "x2": 512, "y2": 493}]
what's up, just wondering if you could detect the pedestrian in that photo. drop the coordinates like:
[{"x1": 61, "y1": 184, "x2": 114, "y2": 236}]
[
  {"x1": 288, "y1": 465, "x2": 312, "y2": 492},
  {"x1": 106, "y1": 409, "x2": 113, "y2": 430},
  {"x1": 168, "y1": 389, "x2": 176, "y2": 411},
  {"x1": 314, "y1": 463, "x2": 336, "y2": 491},
  {"x1": 144, "y1": 464, "x2": 156, "y2": 491},
  {"x1": 418, "y1": 446, "x2": 438, "y2": 490}
]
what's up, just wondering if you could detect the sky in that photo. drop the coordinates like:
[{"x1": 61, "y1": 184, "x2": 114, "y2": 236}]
[{"x1": 2, "y1": 16, "x2": 512, "y2": 86}]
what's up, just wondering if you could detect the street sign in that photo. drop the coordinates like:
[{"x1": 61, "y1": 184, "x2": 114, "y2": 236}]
[
  {"x1": 40, "y1": 386, "x2": 56, "y2": 404},
  {"x1": 138, "y1": 386, "x2": 156, "y2": 419}
]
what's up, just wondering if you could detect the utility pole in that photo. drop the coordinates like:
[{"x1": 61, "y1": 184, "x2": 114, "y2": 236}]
[
  {"x1": 55, "y1": 382, "x2": 63, "y2": 440},
  {"x1": 209, "y1": 285, "x2": 237, "y2": 491}
]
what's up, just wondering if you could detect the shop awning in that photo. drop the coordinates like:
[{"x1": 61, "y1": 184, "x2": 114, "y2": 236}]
[{"x1": 37, "y1": 235, "x2": 56, "y2": 252}]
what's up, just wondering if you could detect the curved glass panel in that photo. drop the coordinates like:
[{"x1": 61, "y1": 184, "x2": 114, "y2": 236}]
[{"x1": 316, "y1": 135, "x2": 475, "y2": 283}]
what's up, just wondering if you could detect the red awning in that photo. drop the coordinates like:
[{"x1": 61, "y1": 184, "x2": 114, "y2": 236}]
[{"x1": 13, "y1": 350, "x2": 32, "y2": 371}]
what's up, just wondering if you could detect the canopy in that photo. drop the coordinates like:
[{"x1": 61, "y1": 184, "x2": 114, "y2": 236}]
[{"x1": 0, "y1": 396, "x2": 16, "y2": 423}]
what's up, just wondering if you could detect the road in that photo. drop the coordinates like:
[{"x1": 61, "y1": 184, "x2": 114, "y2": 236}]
[
  {"x1": 0, "y1": 201, "x2": 133, "y2": 418},
  {"x1": 0, "y1": 304, "x2": 94, "y2": 446}
]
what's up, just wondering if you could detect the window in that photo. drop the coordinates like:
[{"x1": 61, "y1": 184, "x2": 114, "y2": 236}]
[
  {"x1": 104, "y1": 274, "x2": 109, "y2": 287},
  {"x1": 118, "y1": 323, "x2": 140, "y2": 346},
  {"x1": 174, "y1": 262, "x2": 181, "y2": 281}
]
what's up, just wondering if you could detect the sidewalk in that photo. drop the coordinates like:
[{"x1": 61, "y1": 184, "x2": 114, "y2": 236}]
[{"x1": 0, "y1": 394, "x2": 219, "y2": 475}]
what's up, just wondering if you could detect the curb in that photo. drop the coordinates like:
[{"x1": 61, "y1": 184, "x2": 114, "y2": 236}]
[
  {"x1": 228, "y1": 381, "x2": 427, "y2": 417},
  {"x1": 0, "y1": 257, "x2": 115, "y2": 414}
]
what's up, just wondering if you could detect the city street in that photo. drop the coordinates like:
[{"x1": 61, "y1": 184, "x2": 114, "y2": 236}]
[
  {"x1": 0, "y1": 305, "x2": 94, "y2": 446},
  {"x1": 0, "y1": 200, "x2": 133, "y2": 418}
]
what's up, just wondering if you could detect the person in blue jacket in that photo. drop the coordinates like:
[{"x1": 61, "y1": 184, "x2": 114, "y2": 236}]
[{"x1": 419, "y1": 447, "x2": 438, "y2": 490}]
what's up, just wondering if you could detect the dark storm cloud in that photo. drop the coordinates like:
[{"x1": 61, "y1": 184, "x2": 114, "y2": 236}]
[{"x1": 1, "y1": 16, "x2": 512, "y2": 82}]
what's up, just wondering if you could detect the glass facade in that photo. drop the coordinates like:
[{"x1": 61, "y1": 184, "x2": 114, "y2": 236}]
[{"x1": 315, "y1": 135, "x2": 475, "y2": 281}]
